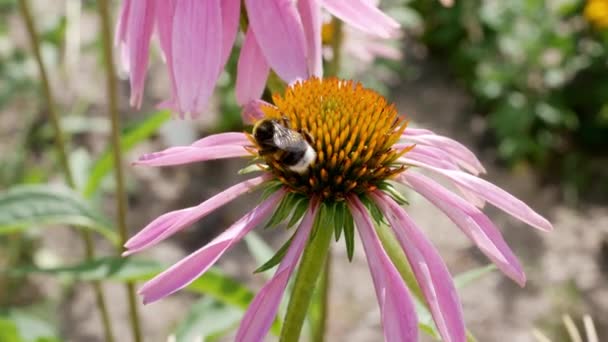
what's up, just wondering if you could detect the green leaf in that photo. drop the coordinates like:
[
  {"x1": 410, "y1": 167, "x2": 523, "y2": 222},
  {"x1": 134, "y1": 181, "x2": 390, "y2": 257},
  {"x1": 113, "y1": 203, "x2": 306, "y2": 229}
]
[
  {"x1": 173, "y1": 298, "x2": 241, "y2": 342},
  {"x1": 0, "y1": 185, "x2": 118, "y2": 245},
  {"x1": 0, "y1": 310, "x2": 59, "y2": 342},
  {"x1": 0, "y1": 319, "x2": 23, "y2": 342},
  {"x1": 343, "y1": 208, "x2": 355, "y2": 261},
  {"x1": 253, "y1": 232, "x2": 295, "y2": 274},
  {"x1": 6, "y1": 257, "x2": 282, "y2": 335},
  {"x1": 82, "y1": 110, "x2": 170, "y2": 198},
  {"x1": 454, "y1": 265, "x2": 496, "y2": 289}
]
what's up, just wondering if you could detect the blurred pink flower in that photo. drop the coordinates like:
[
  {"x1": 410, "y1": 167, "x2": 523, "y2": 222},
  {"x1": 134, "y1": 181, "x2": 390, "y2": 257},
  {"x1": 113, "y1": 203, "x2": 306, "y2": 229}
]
[
  {"x1": 125, "y1": 78, "x2": 552, "y2": 341},
  {"x1": 115, "y1": 0, "x2": 399, "y2": 118}
]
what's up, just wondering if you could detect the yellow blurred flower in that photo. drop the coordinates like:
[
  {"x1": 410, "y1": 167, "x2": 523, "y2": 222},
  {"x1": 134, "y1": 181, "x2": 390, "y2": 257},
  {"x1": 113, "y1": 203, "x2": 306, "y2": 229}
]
[{"x1": 585, "y1": 0, "x2": 608, "y2": 29}]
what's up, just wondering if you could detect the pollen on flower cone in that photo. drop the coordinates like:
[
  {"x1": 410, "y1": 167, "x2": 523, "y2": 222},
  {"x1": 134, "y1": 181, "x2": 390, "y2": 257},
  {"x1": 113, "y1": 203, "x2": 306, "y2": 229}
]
[{"x1": 250, "y1": 78, "x2": 412, "y2": 201}]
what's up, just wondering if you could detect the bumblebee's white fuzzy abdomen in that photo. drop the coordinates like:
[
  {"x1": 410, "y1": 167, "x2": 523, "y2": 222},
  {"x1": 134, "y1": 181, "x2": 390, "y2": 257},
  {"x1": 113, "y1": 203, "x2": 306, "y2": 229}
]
[{"x1": 287, "y1": 145, "x2": 316, "y2": 174}]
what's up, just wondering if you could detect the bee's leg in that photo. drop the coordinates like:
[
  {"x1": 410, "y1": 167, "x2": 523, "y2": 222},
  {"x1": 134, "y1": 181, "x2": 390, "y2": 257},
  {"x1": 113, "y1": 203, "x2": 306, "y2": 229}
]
[
  {"x1": 280, "y1": 115, "x2": 292, "y2": 129},
  {"x1": 302, "y1": 129, "x2": 315, "y2": 145}
]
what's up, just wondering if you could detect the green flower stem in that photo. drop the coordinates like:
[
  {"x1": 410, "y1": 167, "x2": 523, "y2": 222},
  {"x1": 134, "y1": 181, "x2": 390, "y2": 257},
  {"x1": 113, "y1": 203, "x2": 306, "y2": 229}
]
[
  {"x1": 313, "y1": 253, "x2": 331, "y2": 342},
  {"x1": 17, "y1": 0, "x2": 114, "y2": 341},
  {"x1": 97, "y1": 1, "x2": 143, "y2": 342},
  {"x1": 280, "y1": 226, "x2": 334, "y2": 342}
]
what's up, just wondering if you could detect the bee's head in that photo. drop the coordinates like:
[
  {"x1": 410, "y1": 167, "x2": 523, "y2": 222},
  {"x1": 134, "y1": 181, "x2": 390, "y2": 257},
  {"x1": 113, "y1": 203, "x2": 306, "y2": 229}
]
[{"x1": 253, "y1": 119, "x2": 277, "y2": 144}]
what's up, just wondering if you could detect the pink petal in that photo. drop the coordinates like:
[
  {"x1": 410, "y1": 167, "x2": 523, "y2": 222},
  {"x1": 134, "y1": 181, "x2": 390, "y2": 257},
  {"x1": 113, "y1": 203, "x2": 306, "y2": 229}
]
[
  {"x1": 171, "y1": 0, "x2": 222, "y2": 118},
  {"x1": 321, "y1": 0, "x2": 400, "y2": 38},
  {"x1": 139, "y1": 189, "x2": 286, "y2": 304},
  {"x1": 191, "y1": 132, "x2": 251, "y2": 148},
  {"x1": 220, "y1": 0, "x2": 241, "y2": 69},
  {"x1": 245, "y1": 0, "x2": 308, "y2": 82},
  {"x1": 236, "y1": 201, "x2": 319, "y2": 342},
  {"x1": 124, "y1": 175, "x2": 270, "y2": 255},
  {"x1": 372, "y1": 191, "x2": 465, "y2": 342},
  {"x1": 133, "y1": 132, "x2": 252, "y2": 167},
  {"x1": 348, "y1": 197, "x2": 418, "y2": 342},
  {"x1": 401, "y1": 172, "x2": 526, "y2": 286},
  {"x1": 298, "y1": 0, "x2": 323, "y2": 77},
  {"x1": 241, "y1": 99, "x2": 273, "y2": 124},
  {"x1": 401, "y1": 131, "x2": 486, "y2": 175},
  {"x1": 124, "y1": 0, "x2": 157, "y2": 108},
  {"x1": 236, "y1": 29, "x2": 270, "y2": 105},
  {"x1": 403, "y1": 159, "x2": 553, "y2": 232}
]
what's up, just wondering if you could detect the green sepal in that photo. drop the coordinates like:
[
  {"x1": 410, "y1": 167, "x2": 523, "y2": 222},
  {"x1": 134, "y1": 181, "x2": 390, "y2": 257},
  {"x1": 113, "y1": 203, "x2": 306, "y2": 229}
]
[
  {"x1": 265, "y1": 193, "x2": 299, "y2": 228},
  {"x1": 286, "y1": 197, "x2": 309, "y2": 228},
  {"x1": 360, "y1": 195, "x2": 387, "y2": 226},
  {"x1": 237, "y1": 163, "x2": 267, "y2": 175},
  {"x1": 343, "y1": 208, "x2": 355, "y2": 261},
  {"x1": 379, "y1": 181, "x2": 409, "y2": 206},
  {"x1": 253, "y1": 233, "x2": 296, "y2": 273},
  {"x1": 331, "y1": 201, "x2": 344, "y2": 241},
  {"x1": 259, "y1": 180, "x2": 284, "y2": 201}
]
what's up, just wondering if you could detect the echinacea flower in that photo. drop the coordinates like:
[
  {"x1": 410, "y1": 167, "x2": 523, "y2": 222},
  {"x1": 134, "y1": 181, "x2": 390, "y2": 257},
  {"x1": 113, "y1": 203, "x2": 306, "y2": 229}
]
[
  {"x1": 115, "y1": 0, "x2": 399, "y2": 118},
  {"x1": 126, "y1": 78, "x2": 552, "y2": 342},
  {"x1": 585, "y1": 0, "x2": 608, "y2": 28}
]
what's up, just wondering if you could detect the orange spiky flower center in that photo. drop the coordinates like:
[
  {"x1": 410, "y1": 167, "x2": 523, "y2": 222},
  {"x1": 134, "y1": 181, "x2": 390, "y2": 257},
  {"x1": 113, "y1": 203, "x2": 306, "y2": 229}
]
[{"x1": 251, "y1": 78, "x2": 411, "y2": 201}]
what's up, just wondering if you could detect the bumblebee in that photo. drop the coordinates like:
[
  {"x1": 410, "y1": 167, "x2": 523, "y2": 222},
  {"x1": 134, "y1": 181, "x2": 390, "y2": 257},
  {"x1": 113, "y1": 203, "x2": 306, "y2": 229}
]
[{"x1": 253, "y1": 118, "x2": 316, "y2": 174}]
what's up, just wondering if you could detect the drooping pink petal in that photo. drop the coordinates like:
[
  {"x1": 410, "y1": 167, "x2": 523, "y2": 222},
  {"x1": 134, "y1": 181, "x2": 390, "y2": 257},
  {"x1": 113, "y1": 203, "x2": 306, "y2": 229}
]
[
  {"x1": 401, "y1": 131, "x2": 486, "y2": 174},
  {"x1": 123, "y1": 0, "x2": 156, "y2": 108},
  {"x1": 219, "y1": 0, "x2": 241, "y2": 70},
  {"x1": 348, "y1": 197, "x2": 418, "y2": 342},
  {"x1": 170, "y1": 0, "x2": 222, "y2": 118},
  {"x1": 139, "y1": 189, "x2": 286, "y2": 304},
  {"x1": 298, "y1": 0, "x2": 323, "y2": 77},
  {"x1": 401, "y1": 172, "x2": 526, "y2": 286},
  {"x1": 236, "y1": 200, "x2": 319, "y2": 342},
  {"x1": 155, "y1": 0, "x2": 177, "y2": 102},
  {"x1": 133, "y1": 144, "x2": 250, "y2": 167},
  {"x1": 124, "y1": 175, "x2": 270, "y2": 255},
  {"x1": 241, "y1": 99, "x2": 272, "y2": 124},
  {"x1": 236, "y1": 29, "x2": 270, "y2": 105},
  {"x1": 245, "y1": 0, "x2": 308, "y2": 82},
  {"x1": 114, "y1": 0, "x2": 131, "y2": 46},
  {"x1": 372, "y1": 191, "x2": 465, "y2": 342},
  {"x1": 403, "y1": 159, "x2": 553, "y2": 232},
  {"x1": 321, "y1": 0, "x2": 400, "y2": 38}
]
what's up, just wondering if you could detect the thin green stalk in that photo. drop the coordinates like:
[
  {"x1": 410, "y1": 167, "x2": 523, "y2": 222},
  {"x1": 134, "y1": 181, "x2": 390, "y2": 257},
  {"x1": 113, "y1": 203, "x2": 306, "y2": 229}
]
[
  {"x1": 97, "y1": 1, "x2": 143, "y2": 342},
  {"x1": 17, "y1": 0, "x2": 115, "y2": 341},
  {"x1": 313, "y1": 253, "x2": 331, "y2": 342},
  {"x1": 280, "y1": 225, "x2": 333, "y2": 342}
]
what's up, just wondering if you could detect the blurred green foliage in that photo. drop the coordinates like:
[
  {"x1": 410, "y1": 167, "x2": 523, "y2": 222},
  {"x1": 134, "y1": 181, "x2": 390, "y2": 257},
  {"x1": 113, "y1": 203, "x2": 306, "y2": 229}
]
[{"x1": 411, "y1": 0, "x2": 608, "y2": 199}]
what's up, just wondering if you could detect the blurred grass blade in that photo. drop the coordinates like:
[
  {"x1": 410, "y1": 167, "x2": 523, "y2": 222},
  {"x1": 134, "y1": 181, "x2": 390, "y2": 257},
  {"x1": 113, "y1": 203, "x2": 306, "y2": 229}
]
[
  {"x1": 454, "y1": 264, "x2": 496, "y2": 288},
  {"x1": 83, "y1": 110, "x2": 170, "y2": 198},
  {"x1": 0, "y1": 185, "x2": 118, "y2": 244},
  {"x1": 173, "y1": 298, "x2": 242, "y2": 342}
]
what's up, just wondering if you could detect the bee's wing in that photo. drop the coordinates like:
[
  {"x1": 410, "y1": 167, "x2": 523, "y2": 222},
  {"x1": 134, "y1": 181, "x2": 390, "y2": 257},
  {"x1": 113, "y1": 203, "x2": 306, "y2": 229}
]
[{"x1": 272, "y1": 123, "x2": 306, "y2": 151}]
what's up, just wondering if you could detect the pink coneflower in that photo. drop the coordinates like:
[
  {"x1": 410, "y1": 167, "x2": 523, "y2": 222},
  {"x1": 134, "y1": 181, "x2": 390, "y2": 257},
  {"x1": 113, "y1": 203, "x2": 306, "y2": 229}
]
[
  {"x1": 126, "y1": 78, "x2": 552, "y2": 341},
  {"x1": 115, "y1": 0, "x2": 399, "y2": 117}
]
